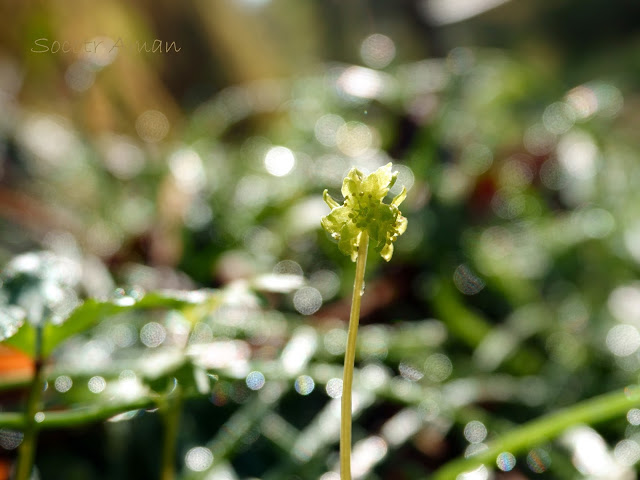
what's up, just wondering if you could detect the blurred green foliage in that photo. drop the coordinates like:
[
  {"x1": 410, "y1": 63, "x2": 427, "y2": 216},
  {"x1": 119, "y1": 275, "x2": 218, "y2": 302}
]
[{"x1": 1, "y1": 1, "x2": 640, "y2": 479}]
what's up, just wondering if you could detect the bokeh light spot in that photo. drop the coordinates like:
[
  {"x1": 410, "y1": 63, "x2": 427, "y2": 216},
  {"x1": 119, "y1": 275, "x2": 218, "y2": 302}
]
[
  {"x1": 543, "y1": 101, "x2": 576, "y2": 135},
  {"x1": 336, "y1": 121, "x2": 373, "y2": 157},
  {"x1": 82, "y1": 36, "x2": 119, "y2": 67},
  {"x1": 185, "y1": 446, "x2": 214, "y2": 472},
  {"x1": 523, "y1": 123, "x2": 555, "y2": 156},
  {"x1": 273, "y1": 260, "x2": 303, "y2": 276},
  {"x1": 99, "y1": 134, "x2": 145, "y2": 180},
  {"x1": 526, "y1": 448, "x2": 551, "y2": 473},
  {"x1": 456, "y1": 464, "x2": 489, "y2": 480},
  {"x1": 309, "y1": 270, "x2": 340, "y2": 300},
  {"x1": 398, "y1": 362, "x2": 423, "y2": 382},
  {"x1": 360, "y1": 34, "x2": 396, "y2": 69},
  {"x1": 606, "y1": 324, "x2": 640, "y2": 357},
  {"x1": 110, "y1": 323, "x2": 137, "y2": 348},
  {"x1": 614, "y1": 439, "x2": 640, "y2": 466},
  {"x1": 320, "y1": 473, "x2": 340, "y2": 480},
  {"x1": 293, "y1": 287, "x2": 323, "y2": 315},
  {"x1": 294, "y1": 375, "x2": 315, "y2": 395},
  {"x1": 0, "y1": 429, "x2": 23, "y2": 450},
  {"x1": 464, "y1": 421, "x2": 487, "y2": 444},
  {"x1": 169, "y1": 148, "x2": 206, "y2": 192},
  {"x1": 424, "y1": 353, "x2": 453, "y2": 382},
  {"x1": 246, "y1": 371, "x2": 266, "y2": 391},
  {"x1": 454, "y1": 264, "x2": 485, "y2": 295},
  {"x1": 88, "y1": 376, "x2": 107, "y2": 394},
  {"x1": 65, "y1": 61, "x2": 95, "y2": 92},
  {"x1": 557, "y1": 131, "x2": 597, "y2": 180},
  {"x1": 389, "y1": 164, "x2": 415, "y2": 196},
  {"x1": 326, "y1": 378, "x2": 343, "y2": 398},
  {"x1": 465, "y1": 443, "x2": 489, "y2": 458},
  {"x1": 54, "y1": 375, "x2": 73, "y2": 393},
  {"x1": 496, "y1": 451, "x2": 516, "y2": 471},
  {"x1": 315, "y1": 114, "x2": 345, "y2": 147},
  {"x1": 264, "y1": 146, "x2": 295, "y2": 176},
  {"x1": 324, "y1": 328, "x2": 347, "y2": 355},
  {"x1": 135, "y1": 110, "x2": 170, "y2": 143},
  {"x1": 627, "y1": 408, "x2": 640, "y2": 425},
  {"x1": 337, "y1": 66, "x2": 386, "y2": 100},
  {"x1": 566, "y1": 85, "x2": 598, "y2": 119},
  {"x1": 140, "y1": 322, "x2": 167, "y2": 348}
]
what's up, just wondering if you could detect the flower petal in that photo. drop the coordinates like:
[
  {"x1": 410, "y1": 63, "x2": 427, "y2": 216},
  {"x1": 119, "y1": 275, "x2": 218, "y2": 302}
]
[
  {"x1": 338, "y1": 223, "x2": 361, "y2": 261},
  {"x1": 388, "y1": 172, "x2": 398, "y2": 191},
  {"x1": 380, "y1": 242, "x2": 394, "y2": 262},
  {"x1": 323, "y1": 189, "x2": 340, "y2": 209},
  {"x1": 321, "y1": 162, "x2": 408, "y2": 262},
  {"x1": 367, "y1": 219, "x2": 382, "y2": 246},
  {"x1": 391, "y1": 186, "x2": 407, "y2": 207},
  {"x1": 341, "y1": 168, "x2": 363, "y2": 198},
  {"x1": 362, "y1": 163, "x2": 394, "y2": 200},
  {"x1": 321, "y1": 206, "x2": 350, "y2": 235},
  {"x1": 395, "y1": 214, "x2": 408, "y2": 236}
]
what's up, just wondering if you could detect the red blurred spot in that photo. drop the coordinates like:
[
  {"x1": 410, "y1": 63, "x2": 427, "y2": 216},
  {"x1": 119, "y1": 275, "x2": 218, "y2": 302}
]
[{"x1": 469, "y1": 176, "x2": 497, "y2": 215}]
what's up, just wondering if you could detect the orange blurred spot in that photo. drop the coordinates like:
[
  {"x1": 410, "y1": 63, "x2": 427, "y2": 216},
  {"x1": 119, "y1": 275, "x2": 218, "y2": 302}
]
[
  {"x1": 0, "y1": 459, "x2": 11, "y2": 480},
  {"x1": 0, "y1": 345, "x2": 33, "y2": 377}
]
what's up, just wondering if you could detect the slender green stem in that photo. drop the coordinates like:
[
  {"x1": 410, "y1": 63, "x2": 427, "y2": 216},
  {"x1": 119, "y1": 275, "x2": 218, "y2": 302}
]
[
  {"x1": 14, "y1": 326, "x2": 46, "y2": 480},
  {"x1": 14, "y1": 358, "x2": 45, "y2": 480},
  {"x1": 160, "y1": 384, "x2": 182, "y2": 480},
  {"x1": 341, "y1": 232, "x2": 369, "y2": 480},
  {"x1": 432, "y1": 385, "x2": 640, "y2": 480}
]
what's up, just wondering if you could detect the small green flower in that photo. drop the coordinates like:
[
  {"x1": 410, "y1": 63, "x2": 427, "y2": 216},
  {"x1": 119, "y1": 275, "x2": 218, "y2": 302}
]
[{"x1": 321, "y1": 163, "x2": 408, "y2": 262}]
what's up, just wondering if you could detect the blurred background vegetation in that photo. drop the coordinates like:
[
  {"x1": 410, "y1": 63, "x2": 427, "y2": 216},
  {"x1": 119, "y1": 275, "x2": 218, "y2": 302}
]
[{"x1": 2, "y1": 0, "x2": 640, "y2": 478}]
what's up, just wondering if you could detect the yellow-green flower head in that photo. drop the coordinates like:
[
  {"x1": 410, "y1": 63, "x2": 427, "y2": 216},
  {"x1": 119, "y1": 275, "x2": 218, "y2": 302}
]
[{"x1": 321, "y1": 163, "x2": 408, "y2": 262}]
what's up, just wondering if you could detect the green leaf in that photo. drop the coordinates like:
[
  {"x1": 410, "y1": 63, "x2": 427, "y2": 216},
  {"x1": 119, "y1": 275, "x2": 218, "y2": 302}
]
[
  {"x1": 4, "y1": 290, "x2": 220, "y2": 358},
  {"x1": 432, "y1": 386, "x2": 640, "y2": 480}
]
